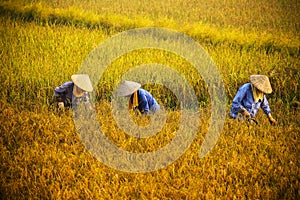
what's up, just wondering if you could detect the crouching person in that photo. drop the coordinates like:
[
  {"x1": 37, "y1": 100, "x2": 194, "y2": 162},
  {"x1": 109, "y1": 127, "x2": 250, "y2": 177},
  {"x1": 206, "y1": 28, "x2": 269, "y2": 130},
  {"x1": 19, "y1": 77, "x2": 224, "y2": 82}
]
[
  {"x1": 54, "y1": 74, "x2": 93, "y2": 111},
  {"x1": 230, "y1": 75, "x2": 276, "y2": 125},
  {"x1": 117, "y1": 80, "x2": 160, "y2": 115}
]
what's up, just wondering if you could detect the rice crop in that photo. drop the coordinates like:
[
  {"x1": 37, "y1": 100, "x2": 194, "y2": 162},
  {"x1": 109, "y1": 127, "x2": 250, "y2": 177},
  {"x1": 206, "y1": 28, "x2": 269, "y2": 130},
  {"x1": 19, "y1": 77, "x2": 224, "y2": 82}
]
[{"x1": 0, "y1": 0, "x2": 299, "y2": 199}]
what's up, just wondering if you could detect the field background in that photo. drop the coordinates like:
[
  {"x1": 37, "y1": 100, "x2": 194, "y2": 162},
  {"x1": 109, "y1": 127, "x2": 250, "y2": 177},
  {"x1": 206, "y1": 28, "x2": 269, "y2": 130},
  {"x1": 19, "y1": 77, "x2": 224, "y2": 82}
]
[{"x1": 0, "y1": 0, "x2": 299, "y2": 199}]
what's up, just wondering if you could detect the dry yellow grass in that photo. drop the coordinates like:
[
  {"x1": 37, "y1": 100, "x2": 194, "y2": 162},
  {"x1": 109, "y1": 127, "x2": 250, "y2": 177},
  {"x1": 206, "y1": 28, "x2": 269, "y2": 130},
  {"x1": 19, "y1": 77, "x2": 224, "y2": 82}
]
[
  {"x1": 0, "y1": 99, "x2": 299, "y2": 199},
  {"x1": 0, "y1": 0, "x2": 299, "y2": 199}
]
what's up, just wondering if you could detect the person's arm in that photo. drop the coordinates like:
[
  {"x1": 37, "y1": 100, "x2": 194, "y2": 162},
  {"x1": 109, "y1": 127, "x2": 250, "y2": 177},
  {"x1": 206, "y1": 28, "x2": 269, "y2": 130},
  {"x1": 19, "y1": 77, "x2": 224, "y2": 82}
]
[
  {"x1": 138, "y1": 92, "x2": 149, "y2": 114},
  {"x1": 54, "y1": 82, "x2": 70, "y2": 98},
  {"x1": 54, "y1": 86, "x2": 65, "y2": 104},
  {"x1": 260, "y1": 95, "x2": 271, "y2": 116},
  {"x1": 261, "y1": 95, "x2": 276, "y2": 125},
  {"x1": 230, "y1": 85, "x2": 248, "y2": 119},
  {"x1": 83, "y1": 92, "x2": 93, "y2": 110},
  {"x1": 82, "y1": 92, "x2": 89, "y2": 102},
  {"x1": 54, "y1": 82, "x2": 71, "y2": 108}
]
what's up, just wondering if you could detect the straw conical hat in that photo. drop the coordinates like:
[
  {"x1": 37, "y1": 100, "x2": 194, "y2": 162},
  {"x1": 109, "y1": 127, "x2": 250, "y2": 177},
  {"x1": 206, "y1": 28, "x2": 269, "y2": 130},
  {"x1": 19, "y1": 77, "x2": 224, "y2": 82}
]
[
  {"x1": 117, "y1": 80, "x2": 141, "y2": 97},
  {"x1": 71, "y1": 74, "x2": 93, "y2": 92},
  {"x1": 250, "y1": 75, "x2": 272, "y2": 94}
]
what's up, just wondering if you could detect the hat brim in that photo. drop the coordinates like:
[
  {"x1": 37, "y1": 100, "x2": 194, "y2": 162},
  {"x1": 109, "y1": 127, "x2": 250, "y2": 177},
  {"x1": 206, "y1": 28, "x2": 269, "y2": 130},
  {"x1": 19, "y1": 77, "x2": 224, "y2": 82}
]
[
  {"x1": 117, "y1": 81, "x2": 141, "y2": 97},
  {"x1": 250, "y1": 75, "x2": 272, "y2": 94},
  {"x1": 71, "y1": 74, "x2": 93, "y2": 92}
]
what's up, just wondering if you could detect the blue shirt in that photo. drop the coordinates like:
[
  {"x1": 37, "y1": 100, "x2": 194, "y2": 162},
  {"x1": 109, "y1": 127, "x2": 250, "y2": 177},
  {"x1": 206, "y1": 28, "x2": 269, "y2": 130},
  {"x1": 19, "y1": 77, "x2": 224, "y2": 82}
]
[
  {"x1": 230, "y1": 83, "x2": 271, "y2": 119},
  {"x1": 54, "y1": 81, "x2": 89, "y2": 107},
  {"x1": 130, "y1": 89, "x2": 160, "y2": 114}
]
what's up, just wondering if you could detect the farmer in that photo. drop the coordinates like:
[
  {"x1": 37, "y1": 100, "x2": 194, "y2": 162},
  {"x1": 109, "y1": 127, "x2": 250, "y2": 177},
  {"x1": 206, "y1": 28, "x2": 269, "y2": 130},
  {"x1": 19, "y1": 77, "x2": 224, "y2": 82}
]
[
  {"x1": 54, "y1": 74, "x2": 93, "y2": 109},
  {"x1": 230, "y1": 75, "x2": 276, "y2": 125},
  {"x1": 117, "y1": 80, "x2": 160, "y2": 114}
]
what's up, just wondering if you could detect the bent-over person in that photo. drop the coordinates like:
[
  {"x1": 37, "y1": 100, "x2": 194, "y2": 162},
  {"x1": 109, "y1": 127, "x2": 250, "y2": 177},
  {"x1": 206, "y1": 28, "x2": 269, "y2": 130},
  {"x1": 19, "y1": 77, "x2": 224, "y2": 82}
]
[
  {"x1": 54, "y1": 74, "x2": 93, "y2": 110},
  {"x1": 230, "y1": 75, "x2": 276, "y2": 125}
]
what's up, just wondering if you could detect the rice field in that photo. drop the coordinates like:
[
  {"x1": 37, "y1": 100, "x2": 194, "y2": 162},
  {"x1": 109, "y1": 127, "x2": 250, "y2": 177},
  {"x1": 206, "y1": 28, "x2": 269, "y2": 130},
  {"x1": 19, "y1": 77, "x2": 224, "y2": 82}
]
[{"x1": 0, "y1": 0, "x2": 299, "y2": 199}]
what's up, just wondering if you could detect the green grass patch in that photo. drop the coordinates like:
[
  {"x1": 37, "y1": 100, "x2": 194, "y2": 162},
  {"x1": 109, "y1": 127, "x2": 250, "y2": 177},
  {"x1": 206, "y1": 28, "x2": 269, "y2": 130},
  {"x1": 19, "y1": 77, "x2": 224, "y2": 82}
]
[{"x1": 0, "y1": 1, "x2": 298, "y2": 56}]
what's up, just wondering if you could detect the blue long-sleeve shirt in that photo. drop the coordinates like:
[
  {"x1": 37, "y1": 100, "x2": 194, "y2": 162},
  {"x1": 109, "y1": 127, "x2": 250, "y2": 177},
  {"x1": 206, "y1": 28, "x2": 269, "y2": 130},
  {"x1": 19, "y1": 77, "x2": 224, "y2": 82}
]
[
  {"x1": 230, "y1": 83, "x2": 271, "y2": 119},
  {"x1": 54, "y1": 81, "x2": 89, "y2": 107},
  {"x1": 130, "y1": 89, "x2": 160, "y2": 114}
]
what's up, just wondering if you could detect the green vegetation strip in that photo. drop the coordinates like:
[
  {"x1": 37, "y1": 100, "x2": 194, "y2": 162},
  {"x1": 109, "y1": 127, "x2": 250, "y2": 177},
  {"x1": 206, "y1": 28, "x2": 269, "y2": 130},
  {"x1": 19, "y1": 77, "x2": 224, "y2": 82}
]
[{"x1": 0, "y1": 1, "x2": 299, "y2": 56}]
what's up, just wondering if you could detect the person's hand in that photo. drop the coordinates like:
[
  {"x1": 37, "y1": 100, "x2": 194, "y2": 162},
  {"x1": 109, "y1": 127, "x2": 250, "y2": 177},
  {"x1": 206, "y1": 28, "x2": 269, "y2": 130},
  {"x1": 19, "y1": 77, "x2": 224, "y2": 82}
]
[
  {"x1": 58, "y1": 102, "x2": 64, "y2": 109},
  {"x1": 268, "y1": 114, "x2": 277, "y2": 125},
  {"x1": 84, "y1": 102, "x2": 93, "y2": 110},
  {"x1": 242, "y1": 109, "x2": 251, "y2": 119},
  {"x1": 56, "y1": 97, "x2": 63, "y2": 102}
]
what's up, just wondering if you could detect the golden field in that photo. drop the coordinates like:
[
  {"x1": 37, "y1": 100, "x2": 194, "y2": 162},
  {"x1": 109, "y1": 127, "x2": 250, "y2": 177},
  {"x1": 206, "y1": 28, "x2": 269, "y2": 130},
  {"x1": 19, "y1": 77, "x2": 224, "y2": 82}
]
[{"x1": 0, "y1": 0, "x2": 299, "y2": 199}]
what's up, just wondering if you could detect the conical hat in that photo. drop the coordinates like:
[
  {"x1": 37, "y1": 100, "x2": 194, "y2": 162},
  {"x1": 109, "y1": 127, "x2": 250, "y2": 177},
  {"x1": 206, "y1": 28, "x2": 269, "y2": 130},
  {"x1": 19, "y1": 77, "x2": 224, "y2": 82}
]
[
  {"x1": 71, "y1": 74, "x2": 93, "y2": 92},
  {"x1": 116, "y1": 80, "x2": 141, "y2": 97},
  {"x1": 250, "y1": 75, "x2": 272, "y2": 94}
]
